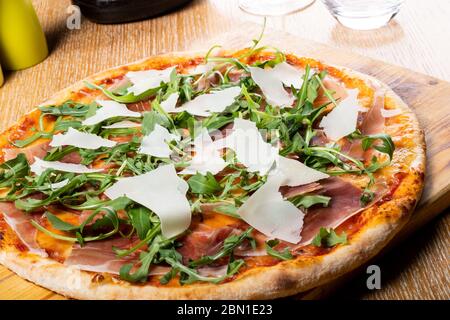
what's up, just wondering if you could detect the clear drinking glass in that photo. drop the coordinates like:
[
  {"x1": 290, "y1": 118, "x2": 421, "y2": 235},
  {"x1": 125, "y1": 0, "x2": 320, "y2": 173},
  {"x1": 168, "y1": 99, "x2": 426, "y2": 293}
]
[
  {"x1": 239, "y1": 0, "x2": 315, "y2": 16},
  {"x1": 321, "y1": 0, "x2": 404, "y2": 30}
]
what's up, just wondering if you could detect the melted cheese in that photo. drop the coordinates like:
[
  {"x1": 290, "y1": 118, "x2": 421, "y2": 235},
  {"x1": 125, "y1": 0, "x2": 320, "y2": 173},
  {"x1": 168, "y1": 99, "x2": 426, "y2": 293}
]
[
  {"x1": 50, "y1": 128, "x2": 116, "y2": 149},
  {"x1": 104, "y1": 164, "x2": 191, "y2": 238},
  {"x1": 82, "y1": 100, "x2": 141, "y2": 126}
]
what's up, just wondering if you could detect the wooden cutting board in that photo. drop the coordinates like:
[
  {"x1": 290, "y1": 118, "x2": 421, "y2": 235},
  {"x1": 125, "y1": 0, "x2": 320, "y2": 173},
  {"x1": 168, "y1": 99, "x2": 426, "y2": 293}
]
[
  {"x1": 199, "y1": 26, "x2": 450, "y2": 299},
  {"x1": 0, "y1": 24, "x2": 449, "y2": 300}
]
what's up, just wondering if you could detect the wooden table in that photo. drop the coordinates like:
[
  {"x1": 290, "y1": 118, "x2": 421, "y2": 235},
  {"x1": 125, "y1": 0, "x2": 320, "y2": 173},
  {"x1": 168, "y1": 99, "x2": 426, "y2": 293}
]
[{"x1": 0, "y1": 0, "x2": 448, "y2": 300}]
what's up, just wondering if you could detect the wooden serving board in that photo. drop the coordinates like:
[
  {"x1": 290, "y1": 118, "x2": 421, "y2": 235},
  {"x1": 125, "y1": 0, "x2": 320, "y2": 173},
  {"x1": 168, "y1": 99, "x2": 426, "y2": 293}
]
[{"x1": 0, "y1": 25, "x2": 449, "y2": 300}]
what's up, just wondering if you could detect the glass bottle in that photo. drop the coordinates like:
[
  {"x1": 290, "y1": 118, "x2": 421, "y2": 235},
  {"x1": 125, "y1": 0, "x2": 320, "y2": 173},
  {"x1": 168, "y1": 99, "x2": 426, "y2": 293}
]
[{"x1": 0, "y1": 0, "x2": 48, "y2": 70}]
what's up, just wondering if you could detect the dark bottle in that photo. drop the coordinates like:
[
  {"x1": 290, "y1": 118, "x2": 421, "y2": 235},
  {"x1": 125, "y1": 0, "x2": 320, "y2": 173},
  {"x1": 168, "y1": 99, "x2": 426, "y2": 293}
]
[{"x1": 72, "y1": 0, "x2": 192, "y2": 24}]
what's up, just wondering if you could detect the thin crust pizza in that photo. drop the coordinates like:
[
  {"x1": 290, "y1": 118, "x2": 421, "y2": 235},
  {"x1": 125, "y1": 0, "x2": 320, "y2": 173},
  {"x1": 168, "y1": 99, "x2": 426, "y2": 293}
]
[{"x1": 0, "y1": 46, "x2": 425, "y2": 299}]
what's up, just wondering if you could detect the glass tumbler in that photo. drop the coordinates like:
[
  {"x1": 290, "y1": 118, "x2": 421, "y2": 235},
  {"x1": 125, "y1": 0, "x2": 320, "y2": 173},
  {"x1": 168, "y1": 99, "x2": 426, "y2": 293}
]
[
  {"x1": 321, "y1": 0, "x2": 404, "y2": 30},
  {"x1": 239, "y1": 0, "x2": 315, "y2": 16}
]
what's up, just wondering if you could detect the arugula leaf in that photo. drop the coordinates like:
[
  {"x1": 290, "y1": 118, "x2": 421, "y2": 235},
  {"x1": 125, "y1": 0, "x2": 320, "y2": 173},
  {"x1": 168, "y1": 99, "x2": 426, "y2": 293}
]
[
  {"x1": 84, "y1": 81, "x2": 160, "y2": 104},
  {"x1": 289, "y1": 195, "x2": 331, "y2": 209},
  {"x1": 39, "y1": 101, "x2": 91, "y2": 117},
  {"x1": 265, "y1": 239, "x2": 293, "y2": 260},
  {"x1": 0, "y1": 153, "x2": 29, "y2": 188},
  {"x1": 214, "y1": 204, "x2": 241, "y2": 219},
  {"x1": 12, "y1": 132, "x2": 52, "y2": 148},
  {"x1": 141, "y1": 111, "x2": 171, "y2": 135},
  {"x1": 362, "y1": 133, "x2": 395, "y2": 160},
  {"x1": 189, "y1": 228, "x2": 254, "y2": 268},
  {"x1": 127, "y1": 206, "x2": 152, "y2": 240},
  {"x1": 164, "y1": 256, "x2": 244, "y2": 285},
  {"x1": 312, "y1": 227, "x2": 348, "y2": 247},
  {"x1": 360, "y1": 188, "x2": 375, "y2": 206},
  {"x1": 187, "y1": 172, "x2": 221, "y2": 194},
  {"x1": 119, "y1": 240, "x2": 160, "y2": 283},
  {"x1": 45, "y1": 211, "x2": 79, "y2": 231}
]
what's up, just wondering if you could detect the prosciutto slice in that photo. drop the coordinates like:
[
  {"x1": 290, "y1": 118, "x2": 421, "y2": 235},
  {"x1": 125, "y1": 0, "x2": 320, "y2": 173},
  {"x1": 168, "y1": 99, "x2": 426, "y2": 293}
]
[
  {"x1": 0, "y1": 202, "x2": 47, "y2": 257},
  {"x1": 177, "y1": 225, "x2": 235, "y2": 263},
  {"x1": 3, "y1": 142, "x2": 50, "y2": 164},
  {"x1": 297, "y1": 177, "x2": 363, "y2": 245},
  {"x1": 3, "y1": 141, "x2": 81, "y2": 164},
  {"x1": 64, "y1": 237, "x2": 138, "y2": 275},
  {"x1": 342, "y1": 87, "x2": 386, "y2": 160}
]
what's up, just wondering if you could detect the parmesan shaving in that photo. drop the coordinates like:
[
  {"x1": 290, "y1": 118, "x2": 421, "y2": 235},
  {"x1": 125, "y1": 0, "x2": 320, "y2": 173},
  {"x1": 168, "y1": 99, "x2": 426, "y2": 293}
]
[
  {"x1": 30, "y1": 157, "x2": 103, "y2": 176},
  {"x1": 126, "y1": 66, "x2": 175, "y2": 96},
  {"x1": 50, "y1": 128, "x2": 116, "y2": 149},
  {"x1": 249, "y1": 66, "x2": 294, "y2": 107},
  {"x1": 104, "y1": 164, "x2": 191, "y2": 238},
  {"x1": 237, "y1": 174, "x2": 304, "y2": 244},
  {"x1": 138, "y1": 124, "x2": 180, "y2": 158},
  {"x1": 319, "y1": 89, "x2": 361, "y2": 141},
  {"x1": 174, "y1": 86, "x2": 241, "y2": 117},
  {"x1": 82, "y1": 100, "x2": 141, "y2": 126},
  {"x1": 179, "y1": 129, "x2": 226, "y2": 175}
]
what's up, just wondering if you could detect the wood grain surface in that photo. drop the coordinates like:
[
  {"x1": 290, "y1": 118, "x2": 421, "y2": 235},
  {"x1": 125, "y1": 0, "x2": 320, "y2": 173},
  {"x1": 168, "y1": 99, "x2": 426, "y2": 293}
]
[{"x1": 0, "y1": 0, "x2": 448, "y2": 300}]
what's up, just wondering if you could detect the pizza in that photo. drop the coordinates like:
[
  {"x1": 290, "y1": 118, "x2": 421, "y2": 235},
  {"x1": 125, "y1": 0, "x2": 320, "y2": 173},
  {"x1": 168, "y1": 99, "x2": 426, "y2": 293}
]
[{"x1": 0, "y1": 46, "x2": 425, "y2": 299}]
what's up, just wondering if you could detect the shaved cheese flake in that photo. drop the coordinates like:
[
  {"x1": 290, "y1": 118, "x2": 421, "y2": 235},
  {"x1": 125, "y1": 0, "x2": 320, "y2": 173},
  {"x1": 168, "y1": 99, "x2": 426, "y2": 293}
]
[
  {"x1": 50, "y1": 128, "x2": 116, "y2": 149},
  {"x1": 49, "y1": 179, "x2": 69, "y2": 189},
  {"x1": 160, "y1": 92, "x2": 179, "y2": 112},
  {"x1": 138, "y1": 124, "x2": 180, "y2": 158},
  {"x1": 275, "y1": 156, "x2": 329, "y2": 187},
  {"x1": 126, "y1": 66, "x2": 175, "y2": 96},
  {"x1": 102, "y1": 120, "x2": 141, "y2": 129},
  {"x1": 30, "y1": 157, "x2": 102, "y2": 176},
  {"x1": 179, "y1": 129, "x2": 226, "y2": 175},
  {"x1": 271, "y1": 62, "x2": 304, "y2": 89},
  {"x1": 249, "y1": 66, "x2": 294, "y2": 107},
  {"x1": 189, "y1": 62, "x2": 214, "y2": 75},
  {"x1": 175, "y1": 86, "x2": 241, "y2": 117},
  {"x1": 237, "y1": 174, "x2": 304, "y2": 244},
  {"x1": 82, "y1": 100, "x2": 141, "y2": 126},
  {"x1": 381, "y1": 108, "x2": 402, "y2": 118},
  {"x1": 319, "y1": 89, "x2": 361, "y2": 141},
  {"x1": 217, "y1": 118, "x2": 278, "y2": 175},
  {"x1": 104, "y1": 164, "x2": 191, "y2": 238}
]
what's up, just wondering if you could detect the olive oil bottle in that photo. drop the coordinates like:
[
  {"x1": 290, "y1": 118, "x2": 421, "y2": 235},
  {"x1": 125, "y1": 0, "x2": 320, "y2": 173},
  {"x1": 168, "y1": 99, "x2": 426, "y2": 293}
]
[{"x1": 0, "y1": 0, "x2": 48, "y2": 70}]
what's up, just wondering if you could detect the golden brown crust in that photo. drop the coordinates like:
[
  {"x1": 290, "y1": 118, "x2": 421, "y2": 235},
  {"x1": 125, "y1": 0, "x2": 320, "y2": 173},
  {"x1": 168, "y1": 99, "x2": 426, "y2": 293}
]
[{"x1": 0, "y1": 51, "x2": 425, "y2": 299}]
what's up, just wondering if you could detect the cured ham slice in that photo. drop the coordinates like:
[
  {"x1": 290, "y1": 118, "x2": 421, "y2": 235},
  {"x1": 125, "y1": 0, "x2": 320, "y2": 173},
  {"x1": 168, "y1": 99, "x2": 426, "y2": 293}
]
[
  {"x1": 297, "y1": 177, "x2": 363, "y2": 245},
  {"x1": 3, "y1": 141, "x2": 82, "y2": 164},
  {"x1": 177, "y1": 225, "x2": 235, "y2": 263},
  {"x1": 0, "y1": 202, "x2": 47, "y2": 257},
  {"x1": 3, "y1": 141, "x2": 50, "y2": 164},
  {"x1": 314, "y1": 79, "x2": 348, "y2": 106},
  {"x1": 280, "y1": 182, "x2": 323, "y2": 199},
  {"x1": 64, "y1": 237, "x2": 138, "y2": 275},
  {"x1": 342, "y1": 88, "x2": 386, "y2": 160}
]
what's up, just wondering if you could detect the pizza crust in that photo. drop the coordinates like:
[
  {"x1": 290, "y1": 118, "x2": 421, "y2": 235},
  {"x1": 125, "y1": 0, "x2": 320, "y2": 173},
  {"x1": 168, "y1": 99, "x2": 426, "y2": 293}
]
[{"x1": 0, "y1": 51, "x2": 425, "y2": 299}]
